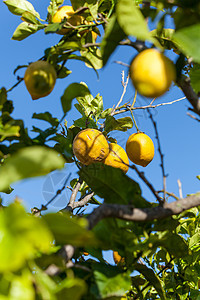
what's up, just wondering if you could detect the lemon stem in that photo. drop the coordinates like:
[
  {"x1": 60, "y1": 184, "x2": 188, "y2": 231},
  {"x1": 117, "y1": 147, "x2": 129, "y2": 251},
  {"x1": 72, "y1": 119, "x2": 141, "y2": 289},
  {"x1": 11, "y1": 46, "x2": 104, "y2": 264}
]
[
  {"x1": 129, "y1": 108, "x2": 140, "y2": 133},
  {"x1": 131, "y1": 89, "x2": 137, "y2": 108}
]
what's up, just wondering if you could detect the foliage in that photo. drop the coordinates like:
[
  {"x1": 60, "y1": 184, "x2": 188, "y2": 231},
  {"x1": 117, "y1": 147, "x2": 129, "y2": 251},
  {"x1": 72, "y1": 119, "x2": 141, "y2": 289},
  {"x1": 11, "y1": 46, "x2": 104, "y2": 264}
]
[{"x1": 1, "y1": 0, "x2": 200, "y2": 299}]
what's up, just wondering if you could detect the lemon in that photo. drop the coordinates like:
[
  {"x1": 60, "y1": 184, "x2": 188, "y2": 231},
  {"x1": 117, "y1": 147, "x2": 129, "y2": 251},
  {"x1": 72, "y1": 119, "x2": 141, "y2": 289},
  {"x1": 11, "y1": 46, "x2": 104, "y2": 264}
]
[
  {"x1": 129, "y1": 49, "x2": 176, "y2": 98},
  {"x1": 72, "y1": 128, "x2": 109, "y2": 165},
  {"x1": 24, "y1": 61, "x2": 57, "y2": 100},
  {"x1": 52, "y1": 5, "x2": 84, "y2": 35},
  {"x1": 103, "y1": 143, "x2": 129, "y2": 173},
  {"x1": 126, "y1": 132, "x2": 154, "y2": 167}
]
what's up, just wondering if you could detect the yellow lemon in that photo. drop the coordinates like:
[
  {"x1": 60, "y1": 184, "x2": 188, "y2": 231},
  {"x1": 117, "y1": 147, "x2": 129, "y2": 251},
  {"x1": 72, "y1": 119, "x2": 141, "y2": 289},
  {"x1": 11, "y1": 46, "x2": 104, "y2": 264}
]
[
  {"x1": 24, "y1": 61, "x2": 56, "y2": 100},
  {"x1": 103, "y1": 143, "x2": 129, "y2": 173},
  {"x1": 52, "y1": 5, "x2": 84, "y2": 35},
  {"x1": 129, "y1": 49, "x2": 176, "y2": 98},
  {"x1": 126, "y1": 132, "x2": 154, "y2": 167},
  {"x1": 73, "y1": 128, "x2": 109, "y2": 165}
]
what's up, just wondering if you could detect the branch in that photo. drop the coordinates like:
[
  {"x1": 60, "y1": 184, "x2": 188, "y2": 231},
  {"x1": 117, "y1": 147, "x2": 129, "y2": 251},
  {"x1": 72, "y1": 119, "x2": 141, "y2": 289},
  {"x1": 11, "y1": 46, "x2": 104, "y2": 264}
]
[
  {"x1": 177, "y1": 75, "x2": 200, "y2": 116},
  {"x1": 87, "y1": 193, "x2": 200, "y2": 229},
  {"x1": 112, "y1": 96, "x2": 186, "y2": 115},
  {"x1": 130, "y1": 164, "x2": 163, "y2": 204},
  {"x1": 147, "y1": 109, "x2": 167, "y2": 201},
  {"x1": 67, "y1": 178, "x2": 83, "y2": 209},
  {"x1": 73, "y1": 191, "x2": 94, "y2": 209}
]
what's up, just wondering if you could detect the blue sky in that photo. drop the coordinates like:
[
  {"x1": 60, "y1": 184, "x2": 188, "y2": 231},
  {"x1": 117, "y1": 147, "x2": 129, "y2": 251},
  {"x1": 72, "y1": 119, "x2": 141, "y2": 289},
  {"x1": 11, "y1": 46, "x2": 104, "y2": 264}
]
[{"x1": 1, "y1": 0, "x2": 200, "y2": 213}]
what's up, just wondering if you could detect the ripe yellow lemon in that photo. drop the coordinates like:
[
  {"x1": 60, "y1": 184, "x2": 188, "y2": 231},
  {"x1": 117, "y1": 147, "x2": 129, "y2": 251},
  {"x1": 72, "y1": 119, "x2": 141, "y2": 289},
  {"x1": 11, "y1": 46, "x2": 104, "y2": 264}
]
[
  {"x1": 126, "y1": 132, "x2": 154, "y2": 167},
  {"x1": 73, "y1": 128, "x2": 109, "y2": 165},
  {"x1": 113, "y1": 251, "x2": 125, "y2": 265},
  {"x1": 24, "y1": 61, "x2": 57, "y2": 100},
  {"x1": 103, "y1": 143, "x2": 129, "y2": 173},
  {"x1": 52, "y1": 5, "x2": 84, "y2": 35},
  {"x1": 129, "y1": 49, "x2": 176, "y2": 98}
]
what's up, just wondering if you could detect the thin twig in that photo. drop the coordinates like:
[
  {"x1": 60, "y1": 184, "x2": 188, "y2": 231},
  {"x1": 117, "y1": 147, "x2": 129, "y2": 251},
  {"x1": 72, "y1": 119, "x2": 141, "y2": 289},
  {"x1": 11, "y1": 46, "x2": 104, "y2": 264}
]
[
  {"x1": 113, "y1": 96, "x2": 186, "y2": 115},
  {"x1": 130, "y1": 164, "x2": 163, "y2": 204},
  {"x1": 177, "y1": 179, "x2": 183, "y2": 199},
  {"x1": 147, "y1": 109, "x2": 167, "y2": 202},
  {"x1": 7, "y1": 77, "x2": 24, "y2": 93},
  {"x1": 33, "y1": 173, "x2": 72, "y2": 214},
  {"x1": 111, "y1": 71, "x2": 129, "y2": 116},
  {"x1": 157, "y1": 190, "x2": 179, "y2": 201},
  {"x1": 187, "y1": 112, "x2": 200, "y2": 122}
]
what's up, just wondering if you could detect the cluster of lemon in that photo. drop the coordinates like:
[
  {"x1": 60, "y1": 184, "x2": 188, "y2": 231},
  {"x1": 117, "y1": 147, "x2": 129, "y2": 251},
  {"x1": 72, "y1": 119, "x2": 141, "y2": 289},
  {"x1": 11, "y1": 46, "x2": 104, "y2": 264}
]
[{"x1": 73, "y1": 128, "x2": 154, "y2": 171}]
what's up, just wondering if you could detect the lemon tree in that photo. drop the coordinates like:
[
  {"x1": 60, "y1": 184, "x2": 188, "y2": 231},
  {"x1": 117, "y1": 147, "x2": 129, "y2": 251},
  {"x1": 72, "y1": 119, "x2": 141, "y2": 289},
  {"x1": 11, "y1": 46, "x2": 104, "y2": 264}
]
[{"x1": 1, "y1": 0, "x2": 200, "y2": 299}]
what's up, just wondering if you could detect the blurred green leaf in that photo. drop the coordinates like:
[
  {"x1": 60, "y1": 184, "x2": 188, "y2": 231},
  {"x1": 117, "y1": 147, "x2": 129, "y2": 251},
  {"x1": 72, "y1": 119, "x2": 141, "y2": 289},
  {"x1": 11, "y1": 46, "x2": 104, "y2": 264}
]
[
  {"x1": 12, "y1": 22, "x2": 44, "y2": 41},
  {"x1": 55, "y1": 278, "x2": 87, "y2": 300},
  {"x1": 4, "y1": 0, "x2": 41, "y2": 19},
  {"x1": 135, "y1": 263, "x2": 166, "y2": 300},
  {"x1": 101, "y1": 14, "x2": 126, "y2": 66},
  {"x1": 0, "y1": 88, "x2": 7, "y2": 111},
  {"x1": 92, "y1": 262, "x2": 131, "y2": 299},
  {"x1": 116, "y1": 0, "x2": 154, "y2": 42},
  {"x1": 104, "y1": 116, "x2": 133, "y2": 133},
  {"x1": 189, "y1": 64, "x2": 200, "y2": 94},
  {"x1": 43, "y1": 212, "x2": 98, "y2": 246},
  {"x1": 0, "y1": 122, "x2": 20, "y2": 141},
  {"x1": 173, "y1": 24, "x2": 200, "y2": 63},
  {"x1": 9, "y1": 270, "x2": 35, "y2": 300},
  {"x1": 32, "y1": 112, "x2": 59, "y2": 127},
  {"x1": 0, "y1": 202, "x2": 53, "y2": 272},
  {"x1": 0, "y1": 146, "x2": 65, "y2": 192},
  {"x1": 61, "y1": 82, "x2": 91, "y2": 114},
  {"x1": 79, "y1": 164, "x2": 150, "y2": 207},
  {"x1": 47, "y1": 0, "x2": 64, "y2": 16}
]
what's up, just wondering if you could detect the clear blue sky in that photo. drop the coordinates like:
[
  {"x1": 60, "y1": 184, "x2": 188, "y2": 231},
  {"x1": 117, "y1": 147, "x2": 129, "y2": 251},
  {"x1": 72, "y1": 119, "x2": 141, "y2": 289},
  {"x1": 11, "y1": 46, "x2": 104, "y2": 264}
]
[{"x1": 1, "y1": 0, "x2": 200, "y2": 212}]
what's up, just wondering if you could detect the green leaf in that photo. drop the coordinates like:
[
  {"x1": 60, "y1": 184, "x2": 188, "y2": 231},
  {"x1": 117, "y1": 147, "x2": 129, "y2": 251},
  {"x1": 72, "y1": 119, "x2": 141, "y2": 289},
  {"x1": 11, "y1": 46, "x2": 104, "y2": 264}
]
[
  {"x1": 61, "y1": 82, "x2": 91, "y2": 114},
  {"x1": 12, "y1": 22, "x2": 44, "y2": 41},
  {"x1": 116, "y1": 0, "x2": 154, "y2": 42},
  {"x1": 43, "y1": 212, "x2": 97, "y2": 246},
  {"x1": 80, "y1": 48, "x2": 103, "y2": 70},
  {"x1": 32, "y1": 112, "x2": 59, "y2": 127},
  {"x1": 47, "y1": 0, "x2": 64, "y2": 16},
  {"x1": 104, "y1": 116, "x2": 133, "y2": 133},
  {"x1": 55, "y1": 278, "x2": 87, "y2": 300},
  {"x1": 79, "y1": 164, "x2": 150, "y2": 207},
  {"x1": 44, "y1": 23, "x2": 63, "y2": 34},
  {"x1": 71, "y1": 0, "x2": 98, "y2": 19},
  {"x1": 151, "y1": 28, "x2": 179, "y2": 50},
  {"x1": 0, "y1": 146, "x2": 65, "y2": 192},
  {"x1": 101, "y1": 14, "x2": 126, "y2": 66},
  {"x1": 73, "y1": 116, "x2": 98, "y2": 129},
  {"x1": 0, "y1": 202, "x2": 53, "y2": 272},
  {"x1": 56, "y1": 66, "x2": 72, "y2": 79},
  {"x1": 4, "y1": 0, "x2": 40, "y2": 19},
  {"x1": 92, "y1": 263, "x2": 131, "y2": 299},
  {"x1": 0, "y1": 88, "x2": 7, "y2": 111},
  {"x1": 189, "y1": 64, "x2": 200, "y2": 94},
  {"x1": 21, "y1": 11, "x2": 41, "y2": 24},
  {"x1": 135, "y1": 263, "x2": 166, "y2": 300},
  {"x1": 173, "y1": 24, "x2": 200, "y2": 63},
  {"x1": 0, "y1": 122, "x2": 20, "y2": 141},
  {"x1": 9, "y1": 270, "x2": 35, "y2": 300},
  {"x1": 66, "y1": 54, "x2": 99, "y2": 77}
]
